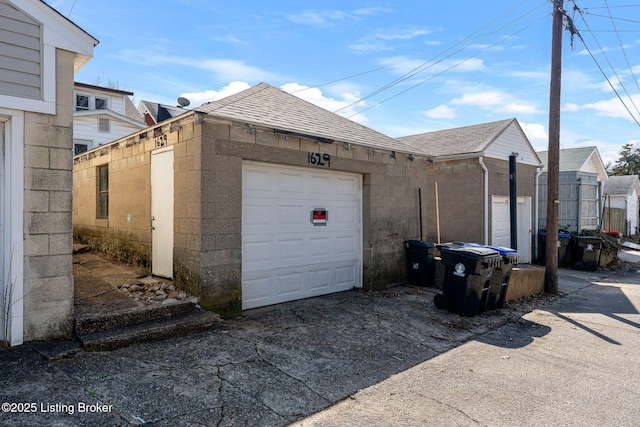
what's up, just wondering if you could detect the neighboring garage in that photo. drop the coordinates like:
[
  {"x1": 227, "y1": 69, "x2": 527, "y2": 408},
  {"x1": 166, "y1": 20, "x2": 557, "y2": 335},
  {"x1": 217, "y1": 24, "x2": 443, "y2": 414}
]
[
  {"x1": 242, "y1": 162, "x2": 362, "y2": 309},
  {"x1": 73, "y1": 83, "x2": 429, "y2": 317}
]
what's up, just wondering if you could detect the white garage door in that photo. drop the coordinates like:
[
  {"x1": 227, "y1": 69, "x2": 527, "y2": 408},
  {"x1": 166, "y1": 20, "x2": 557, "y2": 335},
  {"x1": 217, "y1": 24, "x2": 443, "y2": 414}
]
[
  {"x1": 242, "y1": 162, "x2": 362, "y2": 309},
  {"x1": 491, "y1": 195, "x2": 532, "y2": 263}
]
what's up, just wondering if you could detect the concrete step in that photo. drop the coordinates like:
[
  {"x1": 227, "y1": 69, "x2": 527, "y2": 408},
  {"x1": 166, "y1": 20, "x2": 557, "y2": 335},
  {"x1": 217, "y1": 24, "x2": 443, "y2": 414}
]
[
  {"x1": 77, "y1": 310, "x2": 222, "y2": 351},
  {"x1": 75, "y1": 300, "x2": 200, "y2": 335}
]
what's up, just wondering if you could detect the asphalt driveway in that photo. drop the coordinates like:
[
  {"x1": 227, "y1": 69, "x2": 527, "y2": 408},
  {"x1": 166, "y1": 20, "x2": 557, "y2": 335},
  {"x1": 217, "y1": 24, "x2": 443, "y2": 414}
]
[{"x1": 0, "y1": 283, "x2": 550, "y2": 426}]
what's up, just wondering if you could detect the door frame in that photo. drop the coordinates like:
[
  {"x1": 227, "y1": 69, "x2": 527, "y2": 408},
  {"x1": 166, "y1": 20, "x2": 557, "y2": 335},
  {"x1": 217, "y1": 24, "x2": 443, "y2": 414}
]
[{"x1": 1, "y1": 110, "x2": 24, "y2": 347}]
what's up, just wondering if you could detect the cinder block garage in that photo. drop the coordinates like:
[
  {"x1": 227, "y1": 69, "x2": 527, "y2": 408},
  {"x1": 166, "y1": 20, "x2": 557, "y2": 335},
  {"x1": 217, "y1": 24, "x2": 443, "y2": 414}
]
[{"x1": 73, "y1": 83, "x2": 430, "y2": 317}]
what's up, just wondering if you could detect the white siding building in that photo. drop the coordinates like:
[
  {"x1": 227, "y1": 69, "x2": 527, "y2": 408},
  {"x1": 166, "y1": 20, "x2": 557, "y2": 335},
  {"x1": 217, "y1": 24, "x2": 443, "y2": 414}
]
[{"x1": 73, "y1": 82, "x2": 145, "y2": 154}]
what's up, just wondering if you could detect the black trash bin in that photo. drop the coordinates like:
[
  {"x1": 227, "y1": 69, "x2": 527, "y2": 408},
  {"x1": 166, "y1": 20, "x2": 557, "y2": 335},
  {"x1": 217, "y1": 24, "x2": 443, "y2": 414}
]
[
  {"x1": 434, "y1": 244, "x2": 501, "y2": 317},
  {"x1": 405, "y1": 240, "x2": 436, "y2": 287},
  {"x1": 459, "y1": 243, "x2": 518, "y2": 310},
  {"x1": 485, "y1": 246, "x2": 518, "y2": 309},
  {"x1": 538, "y1": 232, "x2": 571, "y2": 267},
  {"x1": 571, "y1": 236, "x2": 603, "y2": 271}
]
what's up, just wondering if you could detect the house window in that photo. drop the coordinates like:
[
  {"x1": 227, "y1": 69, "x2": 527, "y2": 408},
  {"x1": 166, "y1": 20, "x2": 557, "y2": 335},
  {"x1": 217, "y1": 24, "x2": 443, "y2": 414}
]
[
  {"x1": 95, "y1": 98, "x2": 108, "y2": 109},
  {"x1": 74, "y1": 143, "x2": 88, "y2": 155},
  {"x1": 97, "y1": 165, "x2": 109, "y2": 218},
  {"x1": 75, "y1": 94, "x2": 89, "y2": 110},
  {"x1": 98, "y1": 118, "x2": 110, "y2": 132}
]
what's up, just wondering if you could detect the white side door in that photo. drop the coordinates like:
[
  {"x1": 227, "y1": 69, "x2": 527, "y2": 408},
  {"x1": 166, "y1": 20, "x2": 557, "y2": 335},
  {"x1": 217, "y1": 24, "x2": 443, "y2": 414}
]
[
  {"x1": 151, "y1": 148, "x2": 174, "y2": 278},
  {"x1": 491, "y1": 195, "x2": 532, "y2": 263}
]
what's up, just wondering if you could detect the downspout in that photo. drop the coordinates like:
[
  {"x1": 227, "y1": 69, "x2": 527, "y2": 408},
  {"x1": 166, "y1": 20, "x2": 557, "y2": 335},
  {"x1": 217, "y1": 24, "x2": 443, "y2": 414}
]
[
  {"x1": 535, "y1": 166, "x2": 543, "y2": 261},
  {"x1": 576, "y1": 177, "x2": 582, "y2": 234},
  {"x1": 479, "y1": 156, "x2": 489, "y2": 245}
]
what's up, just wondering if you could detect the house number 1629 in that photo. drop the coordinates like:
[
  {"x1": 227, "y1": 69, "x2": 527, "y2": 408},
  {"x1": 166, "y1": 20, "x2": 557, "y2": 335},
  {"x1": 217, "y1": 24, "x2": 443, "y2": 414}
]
[{"x1": 308, "y1": 152, "x2": 330, "y2": 168}]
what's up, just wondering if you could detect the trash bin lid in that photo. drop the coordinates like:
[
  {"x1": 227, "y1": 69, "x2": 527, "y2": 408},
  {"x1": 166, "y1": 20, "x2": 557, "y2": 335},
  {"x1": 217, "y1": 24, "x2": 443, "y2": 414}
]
[
  {"x1": 405, "y1": 240, "x2": 436, "y2": 248},
  {"x1": 441, "y1": 244, "x2": 500, "y2": 259},
  {"x1": 485, "y1": 245, "x2": 518, "y2": 256},
  {"x1": 558, "y1": 232, "x2": 571, "y2": 239}
]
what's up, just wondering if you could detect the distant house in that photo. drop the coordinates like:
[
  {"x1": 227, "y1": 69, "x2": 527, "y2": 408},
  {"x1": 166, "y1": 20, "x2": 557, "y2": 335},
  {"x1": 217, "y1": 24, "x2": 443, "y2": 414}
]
[
  {"x1": 397, "y1": 118, "x2": 542, "y2": 263},
  {"x1": 537, "y1": 146, "x2": 608, "y2": 233},
  {"x1": 137, "y1": 100, "x2": 187, "y2": 126},
  {"x1": 0, "y1": 0, "x2": 96, "y2": 346},
  {"x1": 602, "y1": 175, "x2": 640, "y2": 236},
  {"x1": 73, "y1": 82, "x2": 145, "y2": 154}
]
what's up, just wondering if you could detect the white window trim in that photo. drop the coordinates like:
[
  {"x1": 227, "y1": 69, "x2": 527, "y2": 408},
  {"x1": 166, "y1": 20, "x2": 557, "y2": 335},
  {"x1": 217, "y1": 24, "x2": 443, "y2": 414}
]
[{"x1": 0, "y1": 109, "x2": 24, "y2": 347}]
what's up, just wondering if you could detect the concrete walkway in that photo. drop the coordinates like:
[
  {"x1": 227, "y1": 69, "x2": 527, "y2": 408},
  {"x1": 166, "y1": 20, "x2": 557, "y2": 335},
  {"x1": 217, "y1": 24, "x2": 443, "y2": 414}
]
[
  {"x1": 1, "y1": 262, "x2": 639, "y2": 426},
  {"x1": 294, "y1": 267, "x2": 640, "y2": 427}
]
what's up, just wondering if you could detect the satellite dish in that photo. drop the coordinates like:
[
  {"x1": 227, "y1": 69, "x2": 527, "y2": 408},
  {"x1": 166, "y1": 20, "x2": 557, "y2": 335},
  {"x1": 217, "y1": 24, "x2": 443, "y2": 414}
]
[{"x1": 177, "y1": 97, "x2": 190, "y2": 108}]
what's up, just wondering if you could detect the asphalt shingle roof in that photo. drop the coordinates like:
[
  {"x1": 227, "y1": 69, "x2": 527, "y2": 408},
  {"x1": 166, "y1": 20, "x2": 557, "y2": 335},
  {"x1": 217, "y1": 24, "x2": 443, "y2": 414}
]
[
  {"x1": 396, "y1": 118, "x2": 515, "y2": 157},
  {"x1": 537, "y1": 146, "x2": 598, "y2": 172},
  {"x1": 602, "y1": 175, "x2": 640, "y2": 196},
  {"x1": 195, "y1": 82, "x2": 412, "y2": 153}
]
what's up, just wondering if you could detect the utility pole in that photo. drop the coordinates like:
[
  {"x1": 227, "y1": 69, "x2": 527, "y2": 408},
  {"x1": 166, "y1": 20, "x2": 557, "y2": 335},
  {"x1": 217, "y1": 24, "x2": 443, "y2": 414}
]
[{"x1": 545, "y1": 0, "x2": 564, "y2": 294}]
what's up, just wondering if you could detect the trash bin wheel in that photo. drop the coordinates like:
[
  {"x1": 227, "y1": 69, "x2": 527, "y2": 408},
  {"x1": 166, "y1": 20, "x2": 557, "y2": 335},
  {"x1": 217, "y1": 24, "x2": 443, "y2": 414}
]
[{"x1": 434, "y1": 293, "x2": 447, "y2": 309}]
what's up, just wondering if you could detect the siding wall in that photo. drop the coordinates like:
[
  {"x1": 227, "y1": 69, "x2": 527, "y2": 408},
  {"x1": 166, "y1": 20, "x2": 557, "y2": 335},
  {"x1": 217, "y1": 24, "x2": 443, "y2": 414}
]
[
  {"x1": 538, "y1": 171, "x2": 601, "y2": 232},
  {"x1": 0, "y1": 0, "x2": 41, "y2": 99},
  {"x1": 74, "y1": 115, "x2": 144, "y2": 149}
]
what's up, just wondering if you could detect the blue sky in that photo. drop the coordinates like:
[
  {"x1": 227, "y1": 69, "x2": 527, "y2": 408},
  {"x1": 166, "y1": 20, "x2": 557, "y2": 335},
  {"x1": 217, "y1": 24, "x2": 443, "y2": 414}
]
[{"x1": 48, "y1": 0, "x2": 639, "y2": 166}]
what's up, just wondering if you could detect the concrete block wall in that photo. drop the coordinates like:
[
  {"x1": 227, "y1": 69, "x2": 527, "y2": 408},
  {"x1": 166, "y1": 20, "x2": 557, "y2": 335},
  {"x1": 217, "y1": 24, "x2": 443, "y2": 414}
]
[
  {"x1": 425, "y1": 159, "x2": 484, "y2": 243},
  {"x1": 22, "y1": 50, "x2": 75, "y2": 341}
]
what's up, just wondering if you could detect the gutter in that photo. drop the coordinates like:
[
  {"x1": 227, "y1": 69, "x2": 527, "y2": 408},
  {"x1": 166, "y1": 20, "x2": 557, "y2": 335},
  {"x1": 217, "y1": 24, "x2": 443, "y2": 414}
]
[{"x1": 479, "y1": 156, "x2": 489, "y2": 244}]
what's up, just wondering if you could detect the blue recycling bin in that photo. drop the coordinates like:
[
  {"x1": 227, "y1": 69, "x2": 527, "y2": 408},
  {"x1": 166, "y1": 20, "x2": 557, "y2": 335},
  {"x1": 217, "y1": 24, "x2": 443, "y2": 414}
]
[{"x1": 435, "y1": 244, "x2": 501, "y2": 317}]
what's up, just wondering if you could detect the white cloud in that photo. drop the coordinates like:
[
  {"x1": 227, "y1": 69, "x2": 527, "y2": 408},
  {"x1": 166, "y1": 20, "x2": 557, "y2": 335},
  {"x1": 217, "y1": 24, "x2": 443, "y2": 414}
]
[
  {"x1": 287, "y1": 7, "x2": 390, "y2": 26},
  {"x1": 115, "y1": 50, "x2": 279, "y2": 82},
  {"x1": 281, "y1": 83, "x2": 368, "y2": 124},
  {"x1": 564, "y1": 102, "x2": 580, "y2": 112},
  {"x1": 451, "y1": 91, "x2": 542, "y2": 115},
  {"x1": 519, "y1": 122, "x2": 547, "y2": 150},
  {"x1": 582, "y1": 94, "x2": 640, "y2": 121},
  {"x1": 423, "y1": 105, "x2": 457, "y2": 119},
  {"x1": 180, "y1": 81, "x2": 251, "y2": 106},
  {"x1": 349, "y1": 26, "x2": 433, "y2": 53}
]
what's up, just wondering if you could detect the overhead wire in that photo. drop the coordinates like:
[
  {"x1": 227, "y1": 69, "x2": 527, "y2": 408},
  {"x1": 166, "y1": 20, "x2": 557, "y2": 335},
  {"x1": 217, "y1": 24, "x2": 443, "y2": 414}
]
[
  {"x1": 334, "y1": 0, "x2": 550, "y2": 114},
  {"x1": 346, "y1": 11, "x2": 551, "y2": 119},
  {"x1": 291, "y1": 0, "x2": 538, "y2": 99},
  {"x1": 570, "y1": 1, "x2": 640, "y2": 126},
  {"x1": 603, "y1": 0, "x2": 640, "y2": 92},
  {"x1": 339, "y1": 1, "x2": 550, "y2": 118}
]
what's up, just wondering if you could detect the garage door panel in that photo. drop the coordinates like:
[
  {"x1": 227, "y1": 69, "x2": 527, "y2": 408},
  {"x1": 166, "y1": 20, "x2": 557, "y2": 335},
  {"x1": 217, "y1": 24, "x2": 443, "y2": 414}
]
[
  {"x1": 279, "y1": 238, "x2": 306, "y2": 261},
  {"x1": 242, "y1": 162, "x2": 362, "y2": 309},
  {"x1": 309, "y1": 268, "x2": 332, "y2": 291},
  {"x1": 335, "y1": 235, "x2": 357, "y2": 255},
  {"x1": 308, "y1": 237, "x2": 332, "y2": 258},
  {"x1": 244, "y1": 169, "x2": 272, "y2": 193},
  {"x1": 279, "y1": 172, "x2": 305, "y2": 193},
  {"x1": 277, "y1": 271, "x2": 305, "y2": 296},
  {"x1": 336, "y1": 264, "x2": 358, "y2": 287}
]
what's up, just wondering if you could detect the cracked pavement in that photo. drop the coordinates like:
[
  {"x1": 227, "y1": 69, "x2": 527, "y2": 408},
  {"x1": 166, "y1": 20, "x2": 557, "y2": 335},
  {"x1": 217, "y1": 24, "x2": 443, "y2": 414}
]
[{"x1": 0, "y1": 283, "x2": 555, "y2": 427}]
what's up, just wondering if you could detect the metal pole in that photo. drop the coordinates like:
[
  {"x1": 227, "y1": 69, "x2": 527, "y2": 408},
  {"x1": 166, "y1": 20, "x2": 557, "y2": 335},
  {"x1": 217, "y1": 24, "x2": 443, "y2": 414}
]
[{"x1": 509, "y1": 153, "x2": 518, "y2": 250}]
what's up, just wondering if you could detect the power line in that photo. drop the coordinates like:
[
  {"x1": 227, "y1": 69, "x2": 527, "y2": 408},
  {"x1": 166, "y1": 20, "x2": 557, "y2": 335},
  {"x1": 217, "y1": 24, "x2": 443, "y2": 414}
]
[
  {"x1": 571, "y1": 2, "x2": 640, "y2": 126},
  {"x1": 346, "y1": 11, "x2": 550, "y2": 119},
  {"x1": 334, "y1": 0, "x2": 549, "y2": 115},
  {"x1": 68, "y1": 0, "x2": 78, "y2": 18},
  {"x1": 604, "y1": 0, "x2": 640, "y2": 92}
]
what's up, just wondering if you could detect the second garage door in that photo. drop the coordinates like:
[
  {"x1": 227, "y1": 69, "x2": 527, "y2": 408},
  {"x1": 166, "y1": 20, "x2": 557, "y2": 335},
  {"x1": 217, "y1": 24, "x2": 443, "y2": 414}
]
[{"x1": 242, "y1": 162, "x2": 362, "y2": 309}]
